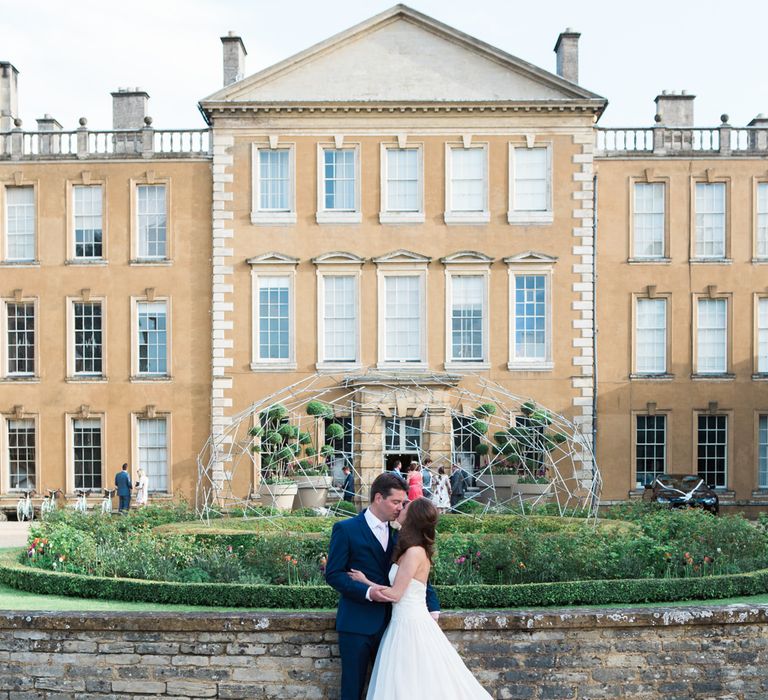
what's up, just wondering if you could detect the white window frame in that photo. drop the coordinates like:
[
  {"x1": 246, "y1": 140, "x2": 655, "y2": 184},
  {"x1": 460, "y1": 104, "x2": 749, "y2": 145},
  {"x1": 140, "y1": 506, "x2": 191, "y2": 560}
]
[
  {"x1": 508, "y1": 142, "x2": 553, "y2": 225},
  {"x1": 444, "y1": 270, "x2": 490, "y2": 371},
  {"x1": 251, "y1": 143, "x2": 296, "y2": 225},
  {"x1": 379, "y1": 143, "x2": 424, "y2": 224},
  {"x1": 1, "y1": 296, "x2": 38, "y2": 380},
  {"x1": 249, "y1": 258, "x2": 297, "y2": 371},
  {"x1": 632, "y1": 181, "x2": 667, "y2": 260},
  {"x1": 507, "y1": 263, "x2": 554, "y2": 371},
  {"x1": 133, "y1": 413, "x2": 171, "y2": 495},
  {"x1": 316, "y1": 270, "x2": 361, "y2": 371},
  {"x1": 633, "y1": 296, "x2": 668, "y2": 376},
  {"x1": 131, "y1": 296, "x2": 171, "y2": 381},
  {"x1": 316, "y1": 143, "x2": 362, "y2": 224},
  {"x1": 71, "y1": 184, "x2": 105, "y2": 261},
  {"x1": 695, "y1": 412, "x2": 729, "y2": 489},
  {"x1": 65, "y1": 412, "x2": 106, "y2": 494},
  {"x1": 1, "y1": 412, "x2": 39, "y2": 493},
  {"x1": 756, "y1": 295, "x2": 768, "y2": 375},
  {"x1": 759, "y1": 413, "x2": 768, "y2": 490},
  {"x1": 634, "y1": 412, "x2": 667, "y2": 486},
  {"x1": 444, "y1": 143, "x2": 490, "y2": 225},
  {"x1": 131, "y1": 178, "x2": 171, "y2": 264},
  {"x1": 3, "y1": 184, "x2": 37, "y2": 263},
  {"x1": 756, "y1": 181, "x2": 768, "y2": 261},
  {"x1": 692, "y1": 181, "x2": 728, "y2": 261},
  {"x1": 66, "y1": 296, "x2": 106, "y2": 380},
  {"x1": 376, "y1": 268, "x2": 428, "y2": 370},
  {"x1": 694, "y1": 296, "x2": 729, "y2": 376}
]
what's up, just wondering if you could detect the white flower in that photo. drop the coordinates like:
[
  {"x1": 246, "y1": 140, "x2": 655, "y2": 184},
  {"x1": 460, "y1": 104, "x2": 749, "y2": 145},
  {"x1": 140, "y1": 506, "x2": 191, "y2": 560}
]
[{"x1": 390, "y1": 521, "x2": 402, "y2": 531}]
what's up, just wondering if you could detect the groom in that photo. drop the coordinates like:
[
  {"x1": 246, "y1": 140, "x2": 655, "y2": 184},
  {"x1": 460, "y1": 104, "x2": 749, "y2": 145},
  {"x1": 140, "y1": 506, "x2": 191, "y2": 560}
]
[{"x1": 325, "y1": 472, "x2": 440, "y2": 699}]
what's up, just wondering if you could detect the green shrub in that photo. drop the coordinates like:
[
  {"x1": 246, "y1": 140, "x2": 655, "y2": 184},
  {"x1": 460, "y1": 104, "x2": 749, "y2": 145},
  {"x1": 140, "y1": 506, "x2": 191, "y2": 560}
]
[
  {"x1": 329, "y1": 500, "x2": 357, "y2": 517},
  {"x1": 325, "y1": 423, "x2": 344, "y2": 440},
  {"x1": 473, "y1": 403, "x2": 497, "y2": 418}
]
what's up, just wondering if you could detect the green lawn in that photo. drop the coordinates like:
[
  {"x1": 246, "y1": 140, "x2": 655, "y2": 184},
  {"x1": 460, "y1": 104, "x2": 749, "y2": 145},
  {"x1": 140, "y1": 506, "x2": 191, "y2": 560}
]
[{"x1": 2, "y1": 547, "x2": 768, "y2": 613}]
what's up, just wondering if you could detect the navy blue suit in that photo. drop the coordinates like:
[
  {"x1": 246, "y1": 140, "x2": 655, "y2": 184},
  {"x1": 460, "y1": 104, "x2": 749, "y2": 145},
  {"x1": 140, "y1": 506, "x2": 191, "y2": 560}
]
[
  {"x1": 325, "y1": 510, "x2": 440, "y2": 699},
  {"x1": 115, "y1": 470, "x2": 132, "y2": 512}
]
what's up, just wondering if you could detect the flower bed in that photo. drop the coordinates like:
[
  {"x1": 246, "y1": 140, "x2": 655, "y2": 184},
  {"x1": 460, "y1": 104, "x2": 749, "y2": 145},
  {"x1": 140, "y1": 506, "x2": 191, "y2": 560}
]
[{"x1": 5, "y1": 506, "x2": 768, "y2": 608}]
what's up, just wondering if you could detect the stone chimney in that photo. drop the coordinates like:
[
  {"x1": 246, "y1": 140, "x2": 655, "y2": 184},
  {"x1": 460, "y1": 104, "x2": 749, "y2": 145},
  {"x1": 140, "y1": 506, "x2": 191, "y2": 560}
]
[
  {"x1": 654, "y1": 91, "x2": 695, "y2": 127},
  {"x1": 36, "y1": 114, "x2": 62, "y2": 131},
  {"x1": 221, "y1": 31, "x2": 247, "y2": 87},
  {"x1": 1, "y1": 62, "x2": 20, "y2": 132},
  {"x1": 554, "y1": 29, "x2": 580, "y2": 83},
  {"x1": 36, "y1": 114, "x2": 63, "y2": 155},
  {"x1": 111, "y1": 88, "x2": 149, "y2": 130}
]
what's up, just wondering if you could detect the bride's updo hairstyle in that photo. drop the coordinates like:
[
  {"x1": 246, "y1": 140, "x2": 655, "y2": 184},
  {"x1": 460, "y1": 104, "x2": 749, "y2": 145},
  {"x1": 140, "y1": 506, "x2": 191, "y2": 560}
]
[{"x1": 393, "y1": 497, "x2": 437, "y2": 564}]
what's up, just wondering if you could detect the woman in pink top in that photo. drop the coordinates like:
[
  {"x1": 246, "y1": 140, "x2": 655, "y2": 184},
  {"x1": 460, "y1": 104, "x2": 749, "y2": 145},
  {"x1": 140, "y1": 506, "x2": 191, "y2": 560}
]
[{"x1": 407, "y1": 461, "x2": 423, "y2": 501}]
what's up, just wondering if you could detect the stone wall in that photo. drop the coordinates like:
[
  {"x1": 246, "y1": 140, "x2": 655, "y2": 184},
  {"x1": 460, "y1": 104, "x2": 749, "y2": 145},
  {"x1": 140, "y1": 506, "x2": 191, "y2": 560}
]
[{"x1": 1, "y1": 606, "x2": 768, "y2": 699}]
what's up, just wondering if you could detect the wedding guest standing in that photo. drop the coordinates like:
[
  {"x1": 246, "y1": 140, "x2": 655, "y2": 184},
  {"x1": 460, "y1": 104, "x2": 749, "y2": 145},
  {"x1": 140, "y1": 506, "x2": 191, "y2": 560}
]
[
  {"x1": 407, "y1": 462, "x2": 423, "y2": 501},
  {"x1": 135, "y1": 468, "x2": 149, "y2": 507},
  {"x1": 432, "y1": 466, "x2": 451, "y2": 513},
  {"x1": 115, "y1": 463, "x2": 132, "y2": 513}
]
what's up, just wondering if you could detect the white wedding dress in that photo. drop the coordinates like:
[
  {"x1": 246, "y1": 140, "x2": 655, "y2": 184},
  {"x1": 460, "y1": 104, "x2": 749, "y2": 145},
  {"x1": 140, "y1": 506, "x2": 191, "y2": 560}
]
[{"x1": 366, "y1": 564, "x2": 493, "y2": 699}]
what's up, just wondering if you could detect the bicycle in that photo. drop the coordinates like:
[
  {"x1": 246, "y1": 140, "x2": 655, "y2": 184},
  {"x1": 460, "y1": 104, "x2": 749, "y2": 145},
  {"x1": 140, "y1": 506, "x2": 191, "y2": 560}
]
[
  {"x1": 40, "y1": 488, "x2": 62, "y2": 519},
  {"x1": 16, "y1": 489, "x2": 35, "y2": 521},
  {"x1": 101, "y1": 488, "x2": 116, "y2": 515},
  {"x1": 73, "y1": 489, "x2": 89, "y2": 514}
]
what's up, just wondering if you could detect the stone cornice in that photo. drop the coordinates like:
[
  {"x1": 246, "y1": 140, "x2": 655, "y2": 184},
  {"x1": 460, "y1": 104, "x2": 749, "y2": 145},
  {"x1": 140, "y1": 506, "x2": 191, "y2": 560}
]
[{"x1": 201, "y1": 101, "x2": 603, "y2": 119}]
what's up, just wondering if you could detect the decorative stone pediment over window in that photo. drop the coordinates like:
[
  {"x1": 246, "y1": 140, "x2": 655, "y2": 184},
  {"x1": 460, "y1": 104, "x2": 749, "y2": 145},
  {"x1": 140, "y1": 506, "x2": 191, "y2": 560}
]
[
  {"x1": 503, "y1": 251, "x2": 558, "y2": 265},
  {"x1": 440, "y1": 251, "x2": 494, "y2": 266},
  {"x1": 246, "y1": 252, "x2": 300, "y2": 266},
  {"x1": 311, "y1": 251, "x2": 365, "y2": 266},
  {"x1": 372, "y1": 249, "x2": 431, "y2": 266}
]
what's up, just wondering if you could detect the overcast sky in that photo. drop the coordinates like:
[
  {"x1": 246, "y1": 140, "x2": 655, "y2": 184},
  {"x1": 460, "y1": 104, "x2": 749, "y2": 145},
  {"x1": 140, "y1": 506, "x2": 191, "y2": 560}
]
[{"x1": 3, "y1": 0, "x2": 767, "y2": 131}]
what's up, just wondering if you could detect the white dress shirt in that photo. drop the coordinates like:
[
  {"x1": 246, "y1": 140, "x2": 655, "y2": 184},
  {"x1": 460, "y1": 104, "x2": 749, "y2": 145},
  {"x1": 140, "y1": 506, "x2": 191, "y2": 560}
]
[{"x1": 364, "y1": 508, "x2": 389, "y2": 551}]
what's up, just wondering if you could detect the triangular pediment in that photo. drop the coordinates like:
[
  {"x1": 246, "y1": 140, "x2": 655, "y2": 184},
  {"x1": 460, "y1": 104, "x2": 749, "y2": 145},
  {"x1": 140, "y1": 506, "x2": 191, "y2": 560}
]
[
  {"x1": 311, "y1": 251, "x2": 365, "y2": 265},
  {"x1": 202, "y1": 6, "x2": 604, "y2": 108},
  {"x1": 503, "y1": 251, "x2": 558, "y2": 264},
  {"x1": 246, "y1": 252, "x2": 300, "y2": 266},
  {"x1": 440, "y1": 251, "x2": 494, "y2": 265},
  {"x1": 373, "y1": 249, "x2": 431, "y2": 265}
]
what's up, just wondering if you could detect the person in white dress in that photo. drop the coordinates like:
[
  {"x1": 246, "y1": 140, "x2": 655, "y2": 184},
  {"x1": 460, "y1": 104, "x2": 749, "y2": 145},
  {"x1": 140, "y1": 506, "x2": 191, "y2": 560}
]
[
  {"x1": 430, "y1": 466, "x2": 452, "y2": 513},
  {"x1": 349, "y1": 498, "x2": 492, "y2": 700},
  {"x1": 135, "y1": 468, "x2": 149, "y2": 507}
]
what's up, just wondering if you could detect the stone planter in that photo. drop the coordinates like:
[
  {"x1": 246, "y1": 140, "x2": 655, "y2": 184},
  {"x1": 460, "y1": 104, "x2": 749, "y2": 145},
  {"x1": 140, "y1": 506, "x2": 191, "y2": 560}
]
[
  {"x1": 489, "y1": 473, "x2": 519, "y2": 502},
  {"x1": 258, "y1": 481, "x2": 298, "y2": 511},
  {"x1": 292, "y1": 475, "x2": 333, "y2": 510},
  {"x1": 513, "y1": 481, "x2": 552, "y2": 497}
]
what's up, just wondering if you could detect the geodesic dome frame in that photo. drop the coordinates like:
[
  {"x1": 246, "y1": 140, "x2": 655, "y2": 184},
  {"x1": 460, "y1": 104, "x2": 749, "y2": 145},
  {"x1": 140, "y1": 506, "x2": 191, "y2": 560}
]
[{"x1": 196, "y1": 371, "x2": 601, "y2": 520}]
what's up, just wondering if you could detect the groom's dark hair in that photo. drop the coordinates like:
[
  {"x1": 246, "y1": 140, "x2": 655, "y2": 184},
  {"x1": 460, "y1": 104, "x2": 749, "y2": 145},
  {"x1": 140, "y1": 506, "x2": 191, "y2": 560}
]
[{"x1": 370, "y1": 472, "x2": 407, "y2": 502}]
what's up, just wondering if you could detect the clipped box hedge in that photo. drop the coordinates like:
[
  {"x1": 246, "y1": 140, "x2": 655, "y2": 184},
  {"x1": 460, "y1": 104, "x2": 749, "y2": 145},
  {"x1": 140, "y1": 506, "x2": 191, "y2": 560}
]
[{"x1": 3, "y1": 549, "x2": 768, "y2": 610}]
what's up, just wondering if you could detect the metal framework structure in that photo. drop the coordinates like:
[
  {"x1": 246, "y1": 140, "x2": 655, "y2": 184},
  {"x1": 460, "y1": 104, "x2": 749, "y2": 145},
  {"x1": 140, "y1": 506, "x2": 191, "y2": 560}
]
[{"x1": 196, "y1": 371, "x2": 601, "y2": 521}]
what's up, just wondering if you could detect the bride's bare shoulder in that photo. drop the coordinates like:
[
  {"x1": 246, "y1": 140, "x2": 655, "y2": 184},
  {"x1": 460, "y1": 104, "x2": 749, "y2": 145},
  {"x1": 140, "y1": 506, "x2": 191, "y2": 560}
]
[{"x1": 401, "y1": 545, "x2": 428, "y2": 562}]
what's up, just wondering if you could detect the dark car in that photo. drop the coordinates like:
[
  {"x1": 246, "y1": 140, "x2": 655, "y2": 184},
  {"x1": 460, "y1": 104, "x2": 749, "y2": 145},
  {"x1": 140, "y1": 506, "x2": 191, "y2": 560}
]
[{"x1": 644, "y1": 474, "x2": 719, "y2": 515}]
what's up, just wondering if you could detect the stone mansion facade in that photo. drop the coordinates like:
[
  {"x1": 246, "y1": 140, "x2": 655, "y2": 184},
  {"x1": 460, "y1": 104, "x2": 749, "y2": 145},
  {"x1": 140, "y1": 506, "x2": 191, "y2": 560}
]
[{"x1": 1, "y1": 6, "x2": 766, "y2": 511}]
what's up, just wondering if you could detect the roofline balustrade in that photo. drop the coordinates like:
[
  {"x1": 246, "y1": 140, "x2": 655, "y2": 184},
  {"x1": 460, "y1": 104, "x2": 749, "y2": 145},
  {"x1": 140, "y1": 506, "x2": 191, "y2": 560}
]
[
  {"x1": 0, "y1": 121, "x2": 211, "y2": 160},
  {"x1": 596, "y1": 125, "x2": 768, "y2": 157}
]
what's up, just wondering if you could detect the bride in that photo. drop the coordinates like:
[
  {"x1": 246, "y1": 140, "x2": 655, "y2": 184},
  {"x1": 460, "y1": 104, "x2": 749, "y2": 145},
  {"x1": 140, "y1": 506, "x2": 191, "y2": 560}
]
[{"x1": 349, "y1": 497, "x2": 492, "y2": 700}]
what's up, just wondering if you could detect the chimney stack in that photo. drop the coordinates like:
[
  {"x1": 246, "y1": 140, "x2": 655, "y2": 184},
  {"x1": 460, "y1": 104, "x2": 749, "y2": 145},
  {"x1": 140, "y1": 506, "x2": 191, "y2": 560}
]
[
  {"x1": 554, "y1": 29, "x2": 580, "y2": 83},
  {"x1": 0, "y1": 62, "x2": 20, "y2": 132},
  {"x1": 221, "y1": 31, "x2": 247, "y2": 87},
  {"x1": 111, "y1": 88, "x2": 149, "y2": 130},
  {"x1": 654, "y1": 91, "x2": 695, "y2": 127}
]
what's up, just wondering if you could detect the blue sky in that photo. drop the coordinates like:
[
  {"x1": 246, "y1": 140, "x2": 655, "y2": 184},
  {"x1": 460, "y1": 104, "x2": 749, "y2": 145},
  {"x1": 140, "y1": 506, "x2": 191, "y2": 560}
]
[{"x1": 3, "y1": 0, "x2": 766, "y2": 130}]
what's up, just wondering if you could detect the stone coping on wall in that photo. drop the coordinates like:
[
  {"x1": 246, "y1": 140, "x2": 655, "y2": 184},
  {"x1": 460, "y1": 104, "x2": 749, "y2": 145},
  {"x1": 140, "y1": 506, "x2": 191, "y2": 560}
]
[{"x1": 3, "y1": 604, "x2": 768, "y2": 632}]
